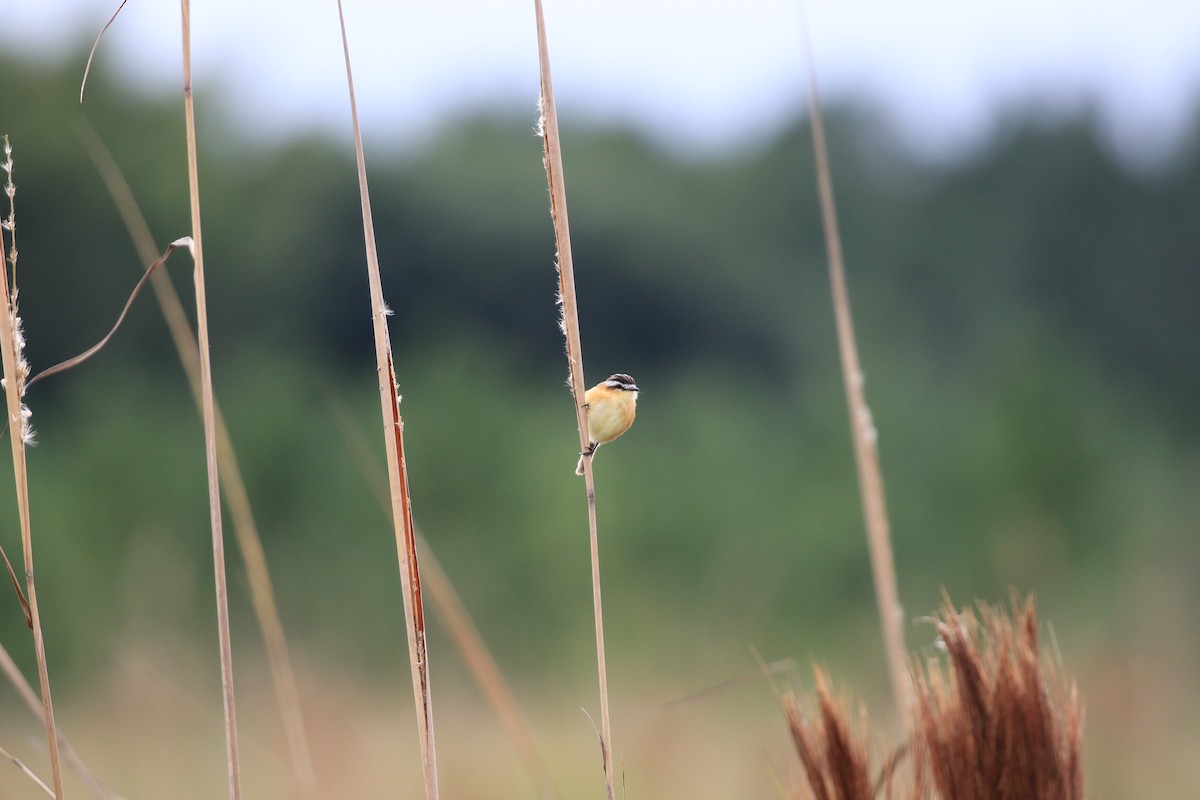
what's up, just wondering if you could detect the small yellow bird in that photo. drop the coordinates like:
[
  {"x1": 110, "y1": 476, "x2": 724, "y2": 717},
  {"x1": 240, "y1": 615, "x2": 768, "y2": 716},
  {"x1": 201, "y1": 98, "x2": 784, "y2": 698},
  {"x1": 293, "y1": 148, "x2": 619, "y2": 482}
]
[{"x1": 576, "y1": 373, "x2": 639, "y2": 475}]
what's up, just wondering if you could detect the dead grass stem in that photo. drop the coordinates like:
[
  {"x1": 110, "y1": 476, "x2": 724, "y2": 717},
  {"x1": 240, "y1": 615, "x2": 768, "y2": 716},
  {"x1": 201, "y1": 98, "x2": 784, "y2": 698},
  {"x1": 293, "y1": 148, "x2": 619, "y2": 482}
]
[
  {"x1": 179, "y1": 4, "x2": 241, "y2": 796},
  {"x1": 532, "y1": 2, "x2": 616, "y2": 797},
  {"x1": 0, "y1": 135, "x2": 65, "y2": 799},
  {"x1": 333, "y1": 2, "x2": 439, "y2": 795}
]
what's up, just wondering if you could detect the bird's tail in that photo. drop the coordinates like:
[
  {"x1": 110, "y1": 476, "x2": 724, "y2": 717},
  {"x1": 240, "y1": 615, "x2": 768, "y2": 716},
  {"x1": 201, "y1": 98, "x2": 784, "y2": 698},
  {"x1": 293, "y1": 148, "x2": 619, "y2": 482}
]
[{"x1": 575, "y1": 454, "x2": 586, "y2": 476}]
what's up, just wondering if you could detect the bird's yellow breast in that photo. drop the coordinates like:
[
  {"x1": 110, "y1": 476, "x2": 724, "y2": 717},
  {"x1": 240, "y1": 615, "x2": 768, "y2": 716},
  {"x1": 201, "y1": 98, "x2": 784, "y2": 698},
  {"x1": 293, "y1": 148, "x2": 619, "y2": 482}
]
[{"x1": 585, "y1": 385, "x2": 637, "y2": 445}]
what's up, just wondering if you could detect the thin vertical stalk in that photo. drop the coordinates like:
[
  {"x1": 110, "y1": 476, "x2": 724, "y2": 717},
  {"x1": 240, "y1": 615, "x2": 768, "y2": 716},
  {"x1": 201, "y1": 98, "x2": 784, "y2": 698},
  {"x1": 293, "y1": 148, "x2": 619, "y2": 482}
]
[
  {"x1": 0, "y1": 139, "x2": 64, "y2": 800},
  {"x1": 334, "y1": 2, "x2": 439, "y2": 795},
  {"x1": 799, "y1": 30, "x2": 911, "y2": 726},
  {"x1": 76, "y1": 119, "x2": 318, "y2": 800},
  {"x1": 532, "y1": 3, "x2": 616, "y2": 797},
  {"x1": 179, "y1": 3, "x2": 241, "y2": 796}
]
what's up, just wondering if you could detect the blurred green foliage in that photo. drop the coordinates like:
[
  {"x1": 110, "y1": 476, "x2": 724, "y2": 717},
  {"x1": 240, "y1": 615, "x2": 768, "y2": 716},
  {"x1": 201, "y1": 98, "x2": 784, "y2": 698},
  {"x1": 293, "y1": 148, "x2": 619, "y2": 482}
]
[{"x1": 0, "y1": 50, "x2": 1197, "y2": 711}]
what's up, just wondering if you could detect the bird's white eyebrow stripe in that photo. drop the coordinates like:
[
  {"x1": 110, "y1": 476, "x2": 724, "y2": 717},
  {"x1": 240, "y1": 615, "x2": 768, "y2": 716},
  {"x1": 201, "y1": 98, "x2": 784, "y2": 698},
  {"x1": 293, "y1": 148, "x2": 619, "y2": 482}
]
[{"x1": 604, "y1": 373, "x2": 638, "y2": 390}]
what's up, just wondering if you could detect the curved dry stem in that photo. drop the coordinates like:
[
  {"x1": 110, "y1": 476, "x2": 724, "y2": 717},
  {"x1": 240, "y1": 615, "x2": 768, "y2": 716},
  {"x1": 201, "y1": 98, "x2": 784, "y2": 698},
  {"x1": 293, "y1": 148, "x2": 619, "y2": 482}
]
[
  {"x1": 26, "y1": 238, "x2": 183, "y2": 389},
  {"x1": 80, "y1": 0, "x2": 129, "y2": 103}
]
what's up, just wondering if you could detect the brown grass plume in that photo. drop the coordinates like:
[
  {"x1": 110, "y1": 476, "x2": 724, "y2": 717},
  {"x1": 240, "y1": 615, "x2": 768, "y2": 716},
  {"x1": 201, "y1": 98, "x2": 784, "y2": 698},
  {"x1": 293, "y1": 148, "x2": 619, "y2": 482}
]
[{"x1": 784, "y1": 594, "x2": 1084, "y2": 799}]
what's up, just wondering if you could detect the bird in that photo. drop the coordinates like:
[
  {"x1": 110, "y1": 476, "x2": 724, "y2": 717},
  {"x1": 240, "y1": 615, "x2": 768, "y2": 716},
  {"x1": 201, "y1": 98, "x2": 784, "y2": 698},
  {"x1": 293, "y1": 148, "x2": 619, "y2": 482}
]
[{"x1": 576, "y1": 373, "x2": 639, "y2": 475}]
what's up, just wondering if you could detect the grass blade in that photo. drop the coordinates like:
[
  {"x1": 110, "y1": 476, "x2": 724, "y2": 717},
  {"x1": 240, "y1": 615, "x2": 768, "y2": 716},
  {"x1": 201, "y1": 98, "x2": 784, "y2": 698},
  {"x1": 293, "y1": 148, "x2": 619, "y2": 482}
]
[
  {"x1": 333, "y1": 2, "x2": 439, "y2": 795},
  {"x1": 179, "y1": 3, "x2": 241, "y2": 796}
]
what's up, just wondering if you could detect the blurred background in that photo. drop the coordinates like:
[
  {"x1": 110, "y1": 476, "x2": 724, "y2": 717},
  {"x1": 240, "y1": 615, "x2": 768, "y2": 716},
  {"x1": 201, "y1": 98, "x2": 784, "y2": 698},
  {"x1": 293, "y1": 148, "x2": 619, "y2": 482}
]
[{"x1": 1, "y1": 0, "x2": 1198, "y2": 797}]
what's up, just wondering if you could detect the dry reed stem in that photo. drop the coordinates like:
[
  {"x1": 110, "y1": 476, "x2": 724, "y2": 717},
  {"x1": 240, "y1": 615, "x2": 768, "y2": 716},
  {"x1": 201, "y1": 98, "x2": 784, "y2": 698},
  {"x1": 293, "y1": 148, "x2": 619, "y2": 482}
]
[
  {"x1": 4, "y1": 138, "x2": 183, "y2": 800},
  {"x1": 179, "y1": 4, "x2": 241, "y2": 797},
  {"x1": 334, "y1": 2, "x2": 439, "y2": 795},
  {"x1": 326, "y1": 392, "x2": 560, "y2": 798},
  {"x1": 0, "y1": 136, "x2": 65, "y2": 799},
  {"x1": 532, "y1": 2, "x2": 615, "y2": 797},
  {"x1": 798, "y1": 21, "x2": 911, "y2": 727},
  {"x1": 74, "y1": 119, "x2": 319, "y2": 799}
]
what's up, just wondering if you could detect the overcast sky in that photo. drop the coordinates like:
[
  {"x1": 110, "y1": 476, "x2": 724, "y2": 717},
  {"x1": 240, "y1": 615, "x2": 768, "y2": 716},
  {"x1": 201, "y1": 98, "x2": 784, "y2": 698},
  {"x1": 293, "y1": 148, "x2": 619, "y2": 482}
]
[{"x1": 6, "y1": 0, "x2": 1200, "y2": 161}]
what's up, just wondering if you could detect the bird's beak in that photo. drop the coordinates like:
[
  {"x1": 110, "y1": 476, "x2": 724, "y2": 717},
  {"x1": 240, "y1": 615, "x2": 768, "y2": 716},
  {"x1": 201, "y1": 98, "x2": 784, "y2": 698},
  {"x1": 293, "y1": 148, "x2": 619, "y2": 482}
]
[{"x1": 631, "y1": 385, "x2": 640, "y2": 392}]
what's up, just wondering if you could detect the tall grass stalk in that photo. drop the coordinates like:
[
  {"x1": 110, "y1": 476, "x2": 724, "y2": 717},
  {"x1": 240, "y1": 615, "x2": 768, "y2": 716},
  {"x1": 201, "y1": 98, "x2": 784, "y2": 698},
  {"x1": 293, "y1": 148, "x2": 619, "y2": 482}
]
[
  {"x1": 2, "y1": 142, "x2": 188, "y2": 800},
  {"x1": 75, "y1": 120, "x2": 319, "y2": 800},
  {"x1": 334, "y1": 2, "x2": 439, "y2": 795},
  {"x1": 799, "y1": 26, "x2": 911, "y2": 726},
  {"x1": 0, "y1": 135, "x2": 65, "y2": 799},
  {"x1": 532, "y1": 3, "x2": 616, "y2": 797},
  {"x1": 179, "y1": 3, "x2": 241, "y2": 796}
]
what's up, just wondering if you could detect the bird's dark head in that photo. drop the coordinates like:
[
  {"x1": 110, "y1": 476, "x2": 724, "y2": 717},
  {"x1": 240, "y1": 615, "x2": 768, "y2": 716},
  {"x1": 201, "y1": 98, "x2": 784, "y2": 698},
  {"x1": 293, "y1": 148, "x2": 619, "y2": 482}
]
[{"x1": 604, "y1": 373, "x2": 639, "y2": 392}]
